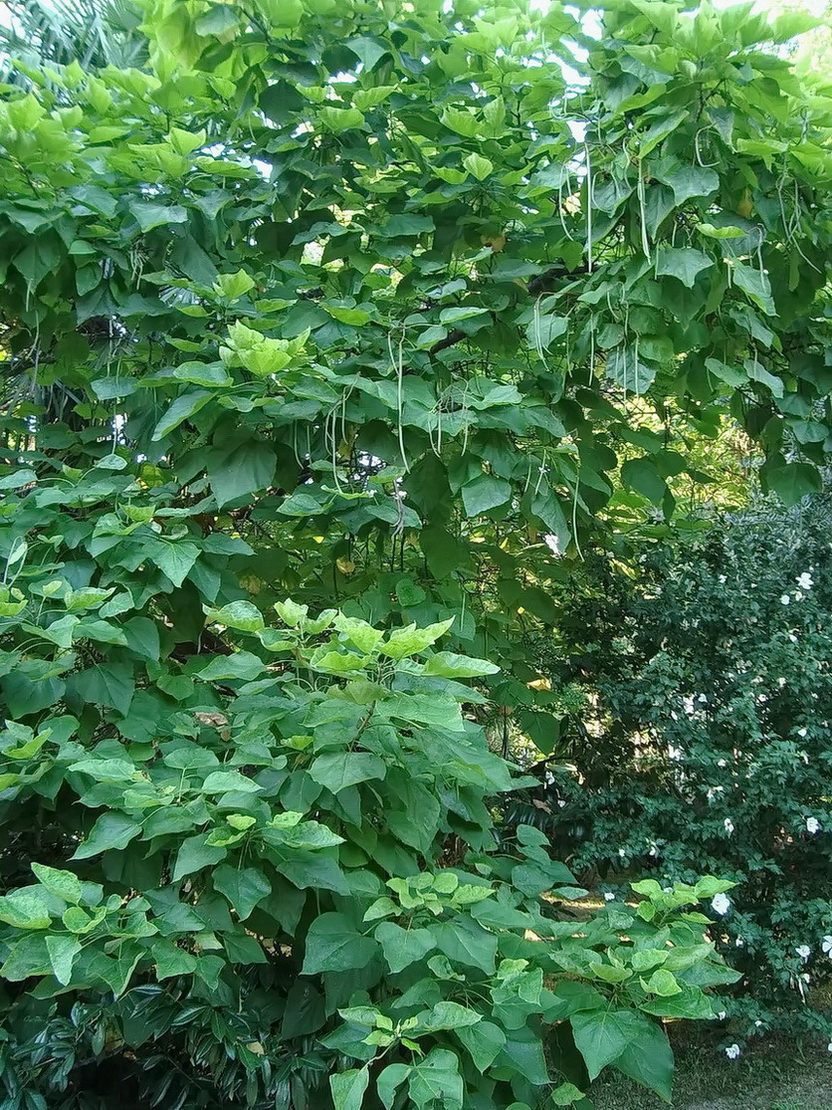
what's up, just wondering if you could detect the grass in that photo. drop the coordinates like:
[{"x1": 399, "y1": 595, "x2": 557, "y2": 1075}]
[{"x1": 590, "y1": 1027, "x2": 832, "y2": 1110}]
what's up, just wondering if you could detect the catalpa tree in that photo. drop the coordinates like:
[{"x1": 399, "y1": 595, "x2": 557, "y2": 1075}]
[
  {"x1": 1, "y1": 0, "x2": 830, "y2": 730},
  {"x1": 0, "y1": 1, "x2": 827, "y2": 1105}
]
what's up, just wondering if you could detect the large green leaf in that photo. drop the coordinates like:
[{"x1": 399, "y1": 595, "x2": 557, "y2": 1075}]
[
  {"x1": 571, "y1": 1008, "x2": 659, "y2": 1080},
  {"x1": 301, "y1": 913, "x2": 379, "y2": 974},
  {"x1": 655, "y1": 248, "x2": 714, "y2": 288}
]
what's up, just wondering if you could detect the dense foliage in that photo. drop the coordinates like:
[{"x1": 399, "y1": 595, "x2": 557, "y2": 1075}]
[
  {"x1": 535, "y1": 499, "x2": 832, "y2": 1042},
  {"x1": 0, "y1": 0, "x2": 831, "y2": 730},
  {"x1": 0, "y1": 0, "x2": 831, "y2": 1101},
  {"x1": 0, "y1": 524, "x2": 738, "y2": 1110}
]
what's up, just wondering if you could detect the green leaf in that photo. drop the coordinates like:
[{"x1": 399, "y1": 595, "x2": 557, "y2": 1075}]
[
  {"x1": 527, "y1": 314, "x2": 568, "y2": 351},
  {"x1": 72, "y1": 813, "x2": 142, "y2": 859},
  {"x1": 301, "y1": 912, "x2": 379, "y2": 974},
  {"x1": 642, "y1": 969, "x2": 681, "y2": 996},
  {"x1": 611, "y1": 1021, "x2": 673, "y2": 1102},
  {"x1": 456, "y1": 1019, "x2": 506, "y2": 1072},
  {"x1": 605, "y1": 347, "x2": 656, "y2": 394},
  {"x1": 153, "y1": 939, "x2": 198, "y2": 980},
  {"x1": 571, "y1": 1008, "x2": 658, "y2": 1080},
  {"x1": 765, "y1": 462, "x2": 822, "y2": 506},
  {"x1": 620, "y1": 458, "x2": 668, "y2": 505},
  {"x1": 151, "y1": 390, "x2": 212, "y2": 440},
  {"x1": 45, "y1": 935, "x2": 82, "y2": 986},
  {"x1": 435, "y1": 918, "x2": 497, "y2": 973},
  {"x1": 414, "y1": 1000, "x2": 482, "y2": 1033},
  {"x1": 377, "y1": 1064, "x2": 411, "y2": 1110},
  {"x1": 423, "y1": 651, "x2": 499, "y2": 678},
  {"x1": 204, "y1": 601, "x2": 265, "y2": 632},
  {"x1": 375, "y1": 922, "x2": 436, "y2": 973},
  {"x1": 333, "y1": 615, "x2": 384, "y2": 653},
  {"x1": 381, "y1": 619, "x2": 454, "y2": 660},
  {"x1": 552, "y1": 1082, "x2": 587, "y2": 1106},
  {"x1": 320, "y1": 106, "x2": 365, "y2": 132},
  {"x1": 732, "y1": 261, "x2": 776, "y2": 315},
  {"x1": 213, "y1": 865, "x2": 271, "y2": 920},
  {"x1": 345, "y1": 35, "x2": 389, "y2": 70},
  {"x1": 308, "y1": 752, "x2": 387, "y2": 793},
  {"x1": 172, "y1": 834, "x2": 228, "y2": 881},
  {"x1": 655, "y1": 248, "x2": 714, "y2": 288},
  {"x1": 330, "y1": 1067, "x2": 370, "y2": 1110},
  {"x1": 208, "y1": 440, "x2": 276, "y2": 508},
  {"x1": 130, "y1": 201, "x2": 188, "y2": 233},
  {"x1": 31, "y1": 864, "x2": 83, "y2": 905},
  {"x1": 197, "y1": 652, "x2": 266, "y2": 682},
  {"x1": 408, "y1": 1049, "x2": 464, "y2": 1110},
  {"x1": 201, "y1": 770, "x2": 262, "y2": 794},
  {"x1": 463, "y1": 153, "x2": 493, "y2": 180},
  {"x1": 461, "y1": 475, "x2": 511, "y2": 517}
]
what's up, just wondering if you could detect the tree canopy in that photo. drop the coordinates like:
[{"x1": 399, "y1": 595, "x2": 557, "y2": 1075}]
[{"x1": 0, "y1": 2, "x2": 830, "y2": 1101}]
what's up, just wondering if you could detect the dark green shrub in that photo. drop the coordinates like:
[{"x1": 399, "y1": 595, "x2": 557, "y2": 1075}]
[{"x1": 541, "y1": 499, "x2": 832, "y2": 1043}]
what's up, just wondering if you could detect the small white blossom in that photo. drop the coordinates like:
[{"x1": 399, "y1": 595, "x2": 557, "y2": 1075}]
[
  {"x1": 698, "y1": 693, "x2": 708, "y2": 703},
  {"x1": 735, "y1": 937, "x2": 745, "y2": 948},
  {"x1": 724, "y1": 817, "x2": 735, "y2": 836},
  {"x1": 806, "y1": 817, "x2": 821, "y2": 835},
  {"x1": 717, "y1": 758, "x2": 728, "y2": 768},
  {"x1": 604, "y1": 892, "x2": 615, "y2": 902},
  {"x1": 822, "y1": 935, "x2": 832, "y2": 956},
  {"x1": 754, "y1": 1020, "x2": 763, "y2": 1027},
  {"x1": 827, "y1": 1042, "x2": 832, "y2": 1053},
  {"x1": 725, "y1": 1043, "x2": 741, "y2": 1060},
  {"x1": 801, "y1": 973, "x2": 811, "y2": 984},
  {"x1": 718, "y1": 575, "x2": 727, "y2": 584},
  {"x1": 780, "y1": 594, "x2": 791, "y2": 604},
  {"x1": 712, "y1": 893, "x2": 731, "y2": 916},
  {"x1": 618, "y1": 848, "x2": 626, "y2": 858},
  {"x1": 796, "y1": 945, "x2": 811, "y2": 960},
  {"x1": 717, "y1": 1011, "x2": 727, "y2": 1021},
  {"x1": 777, "y1": 677, "x2": 786, "y2": 688},
  {"x1": 795, "y1": 590, "x2": 804, "y2": 601},
  {"x1": 798, "y1": 727, "x2": 808, "y2": 737},
  {"x1": 797, "y1": 572, "x2": 814, "y2": 590}
]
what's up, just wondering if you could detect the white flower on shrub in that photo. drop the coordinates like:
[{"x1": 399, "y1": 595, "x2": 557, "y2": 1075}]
[
  {"x1": 725, "y1": 1044, "x2": 741, "y2": 1060},
  {"x1": 711, "y1": 893, "x2": 731, "y2": 915},
  {"x1": 828, "y1": 1042, "x2": 832, "y2": 1053},
  {"x1": 724, "y1": 817, "x2": 735, "y2": 835},
  {"x1": 780, "y1": 594, "x2": 791, "y2": 604},
  {"x1": 822, "y1": 936, "x2": 832, "y2": 956},
  {"x1": 604, "y1": 892, "x2": 615, "y2": 901},
  {"x1": 806, "y1": 817, "x2": 821, "y2": 834},
  {"x1": 735, "y1": 937, "x2": 745, "y2": 947},
  {"x1": 717, "y1": 1011, "x2": 727, "y2": 1021},
  {"x1": 795, "y1": 590, "x2": 804, "y2": 601},
  {"x1": 717, "y1": 758, "x2": 728, "y2": 768},
  {"x1": 796, "y1": 945, "x2": 811, "y2": 960},
  {"x1": 797, "y1": 727, "x2": 808, "y2": 737},
  {"x1": 797, "y1": 572, "x2": 814, "y2": 590}
]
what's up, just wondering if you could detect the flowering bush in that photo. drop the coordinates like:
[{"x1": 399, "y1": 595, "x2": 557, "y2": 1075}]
[{"x1": 538, "y1": 498, "x2": 832, "y2": 1042}]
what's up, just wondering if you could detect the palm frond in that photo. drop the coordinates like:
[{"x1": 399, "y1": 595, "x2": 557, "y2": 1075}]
[{"x1": 0, "y1": 0, "x2": 147, "y2": 80}]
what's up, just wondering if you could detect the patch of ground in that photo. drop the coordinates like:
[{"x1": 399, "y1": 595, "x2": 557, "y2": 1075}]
[{"x1": 590, "y1": 1031, "x2": 831, "y2": 1110}]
